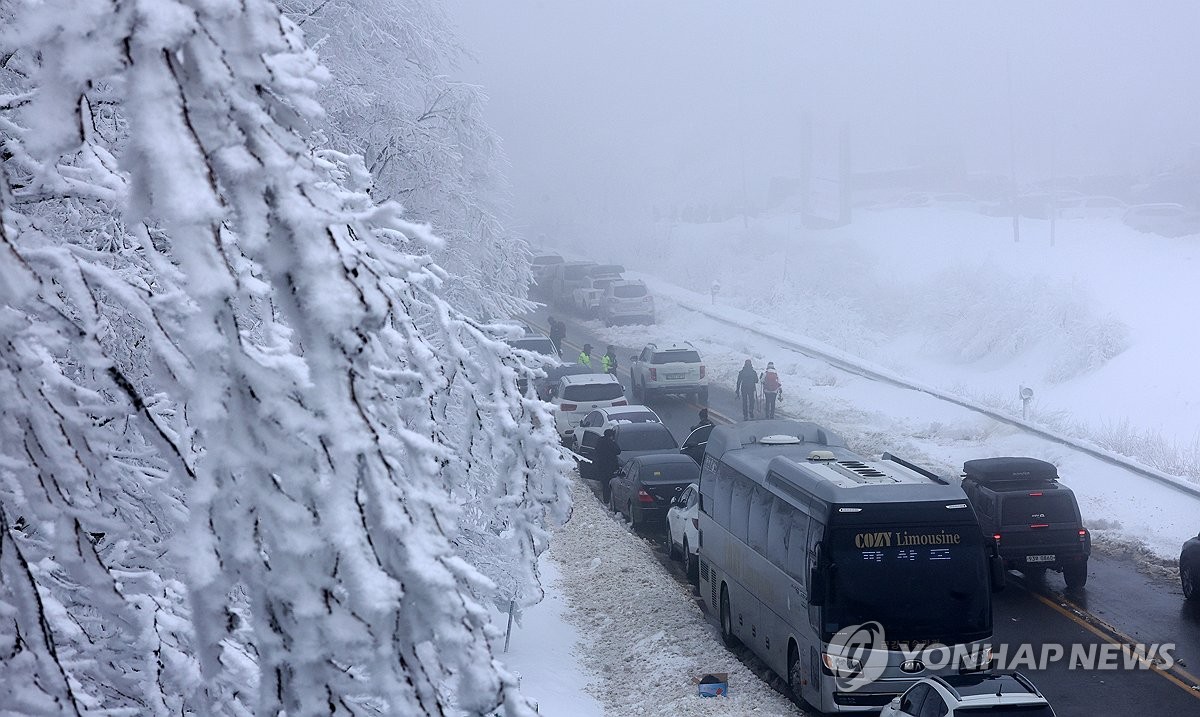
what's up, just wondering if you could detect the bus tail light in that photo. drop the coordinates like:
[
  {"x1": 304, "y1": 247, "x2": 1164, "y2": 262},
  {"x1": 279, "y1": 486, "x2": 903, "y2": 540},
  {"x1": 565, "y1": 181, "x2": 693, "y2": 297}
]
[
  {"x1": 560, "y1": 403, "x2": 577, "y2": 411},
  {"x1": 637, "y1": 489, "x2": 654, "y2": 503},
  {"x1": 649, "y1": 368, "x2": 657, "y2": 381},
  {"x1": 691, "y1": 518, "x2": 699, "y2": 530},
  {"x1": 611, "y1": 399, "x2": 627, "y2": 406}
]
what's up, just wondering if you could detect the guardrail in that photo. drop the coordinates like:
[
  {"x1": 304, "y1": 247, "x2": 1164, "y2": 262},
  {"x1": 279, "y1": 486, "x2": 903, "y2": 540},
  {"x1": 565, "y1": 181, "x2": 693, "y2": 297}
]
[{"x1": 635, "y1": 273, "x2": 1200, "y2": 501}]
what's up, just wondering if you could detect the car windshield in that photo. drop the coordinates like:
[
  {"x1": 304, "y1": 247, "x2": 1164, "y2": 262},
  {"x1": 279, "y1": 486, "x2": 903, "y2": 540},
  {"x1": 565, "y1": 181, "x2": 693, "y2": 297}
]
[
  {"x1": 955, "y1": 707, "x2": 1055, "y2": 716},
  {"x1": 618, "y1": 427, "x2": 678, "y2": 451},
  {"x1": 826, "y1": 525, "x2": 991, "y2": 643},
  {"x1": 1000, "y1": 494, "x2": 1077, "y2": 525},
  {"x1": 638, "y1": 461, "x2": 699, "y2": 484},
  {"x1": 613, "y1": 284, "x2": 647, "y2": 298},
  {"x1": 508, "y1": 338, "x2": 557, "y2": 356},
  {"x1": 562, "y1": 383, "x2": 623, "y2": 401},
  {"x1": 652, "y1": 350, "x2": 700, "y2": 364}
]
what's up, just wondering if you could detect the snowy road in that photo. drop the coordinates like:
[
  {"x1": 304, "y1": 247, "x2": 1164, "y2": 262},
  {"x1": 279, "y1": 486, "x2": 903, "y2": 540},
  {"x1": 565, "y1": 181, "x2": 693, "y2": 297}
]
[{"x1": 519, "y1": 302, "x2": 1200, "y2": 715}]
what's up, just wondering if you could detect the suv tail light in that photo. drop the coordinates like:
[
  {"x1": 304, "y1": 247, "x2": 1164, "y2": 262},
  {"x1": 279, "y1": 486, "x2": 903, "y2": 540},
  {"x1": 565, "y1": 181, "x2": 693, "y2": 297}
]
[
  {"x1": 560, "y1": 403, "x2": 577, "y2": 411},
  {"x1": 611, "y1": 399, "x2": 628, "y2": 406},
  {"x1": 993, "y1": 533, "x2": 1002, "y2": 546},
  {"x1": 1030, "y1": 524, "x2": 1049, "y2": 529},
  {"x1": 649, "y1": 368, "x2": 657, "y2": 381},
  {"x1": 699, "y1": 365, "x2": 706, "y2": 379},
  {"x1": 637, "y1": 489, "x2": 654, "y2": 503}
]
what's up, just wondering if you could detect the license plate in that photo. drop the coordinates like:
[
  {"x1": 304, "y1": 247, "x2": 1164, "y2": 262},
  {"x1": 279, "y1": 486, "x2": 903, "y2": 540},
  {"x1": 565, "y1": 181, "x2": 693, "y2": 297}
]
[
  {"x1": 666, "y1": 373, "x2": 686, "y2": 380},
  {"x1": 1026, "y1": 554, "x2": 1056, "y2": 563}
]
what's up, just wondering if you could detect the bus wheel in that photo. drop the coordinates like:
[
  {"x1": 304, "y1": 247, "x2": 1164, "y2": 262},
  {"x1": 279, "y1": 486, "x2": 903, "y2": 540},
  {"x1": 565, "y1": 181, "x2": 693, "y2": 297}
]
[
  {"x1": 720, "y1": 584, "x2": 739, "y2": 648},
  {"x1": 787, "y1": 642, "x2": 803, "y2": 701}
]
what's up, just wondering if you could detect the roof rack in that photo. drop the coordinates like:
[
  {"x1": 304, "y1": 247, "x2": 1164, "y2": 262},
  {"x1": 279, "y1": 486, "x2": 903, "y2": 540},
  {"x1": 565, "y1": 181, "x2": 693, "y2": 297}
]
[
  {"x1": 962, "y1": 457, "x2": 1058, "y2": 485},
  {"x1": 882, "y1": 452, "x2": 949, "y2": 485}
]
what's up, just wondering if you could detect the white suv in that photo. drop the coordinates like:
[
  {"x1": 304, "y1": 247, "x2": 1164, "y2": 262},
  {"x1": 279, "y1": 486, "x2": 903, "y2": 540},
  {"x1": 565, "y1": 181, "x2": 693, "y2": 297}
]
[
  {"x1": 601, "y1": 279, "x2": 654, "y2": 326},
  {"x1": 881, "y1": 672, "x2": 1055, "y2": 717},
  {"x1": 549, "y1": 373, "x2": 627, "y2": 440},
  {"x1": 629, "y1": 342, "x2": 707, "y2": 403}
]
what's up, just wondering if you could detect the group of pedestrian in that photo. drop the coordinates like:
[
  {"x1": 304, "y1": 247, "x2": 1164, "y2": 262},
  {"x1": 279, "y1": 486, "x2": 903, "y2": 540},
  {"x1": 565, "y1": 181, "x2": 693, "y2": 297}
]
[
  {"x1": 577, "y1": 342, "x2": 619, "y2": 375},
  {"x1": 734, "y1": 359, "x2": 783, "y2": 420}
]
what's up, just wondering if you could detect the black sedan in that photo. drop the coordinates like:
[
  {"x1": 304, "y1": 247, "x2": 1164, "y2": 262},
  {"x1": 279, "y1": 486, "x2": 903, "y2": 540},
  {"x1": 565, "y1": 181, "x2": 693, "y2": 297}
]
[
  {"x1": 1183, "y1": 532, "x2": 1200, "y2": 601},
  {"x1": 608, "y1": 453, "x2": 699, "y2": 531}
]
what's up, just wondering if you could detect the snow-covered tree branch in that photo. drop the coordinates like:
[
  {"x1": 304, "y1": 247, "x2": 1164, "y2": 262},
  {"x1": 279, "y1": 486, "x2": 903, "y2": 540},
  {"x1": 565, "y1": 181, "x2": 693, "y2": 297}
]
[{"x1": 0, "y1": 0, "x2": 570, "y2": 714}]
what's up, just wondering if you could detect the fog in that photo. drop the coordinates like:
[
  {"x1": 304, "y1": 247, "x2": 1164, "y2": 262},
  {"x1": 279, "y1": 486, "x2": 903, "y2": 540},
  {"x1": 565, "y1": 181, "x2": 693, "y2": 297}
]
[{"x1": 447, "y1": 1, "x2": 1200, "y2": 235}]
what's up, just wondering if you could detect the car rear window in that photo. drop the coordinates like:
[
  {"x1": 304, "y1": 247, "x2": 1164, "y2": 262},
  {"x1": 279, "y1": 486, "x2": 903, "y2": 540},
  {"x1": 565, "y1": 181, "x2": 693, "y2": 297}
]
[
  {"x1": 618, "y1": 427, "x2": 678, "y2": 451},
  {"x1": 613, "y1": 284, "x2": 647, "y2": 298},
  {"x1": 1001, "y1": 494, "x2": 1077, "y2": 525},
  {"x1": 639, "y1": 461, "x2": 699, "y2": 483},
  {"x1": 609, "y1": 411, "x2": 657, "y2": 423},
  {"x1": 652, "y1": 350, "x2": 700, "y2": 364},
  {"x1": 564, "y1": 265, "x2": 593, "y2": 280},
  {"x1": 562, "y1": 383, "x2": 623, "y2": 401}
]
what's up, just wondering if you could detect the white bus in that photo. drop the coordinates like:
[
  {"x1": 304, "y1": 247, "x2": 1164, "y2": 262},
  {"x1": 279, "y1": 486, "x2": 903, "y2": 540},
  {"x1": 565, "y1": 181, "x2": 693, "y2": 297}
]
[{"x1": 697, "y1": 421, "x2": 1000, "y2": 712}]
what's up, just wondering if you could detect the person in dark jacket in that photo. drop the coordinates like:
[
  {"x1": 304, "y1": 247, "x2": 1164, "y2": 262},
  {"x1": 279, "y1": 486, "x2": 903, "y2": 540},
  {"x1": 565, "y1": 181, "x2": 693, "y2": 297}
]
[
  {"x1": 691, "y1": 408, "x2": 713, "y2": 432},
  {"x1": 594, "y1": 428, "x2": 622, "y2": 502},
  {"x1": 734, "y1": 359, "x2": 758, "y2": 420},
  {"x1": 548, "y1": 317, "x2": 566, "y2": 355}
]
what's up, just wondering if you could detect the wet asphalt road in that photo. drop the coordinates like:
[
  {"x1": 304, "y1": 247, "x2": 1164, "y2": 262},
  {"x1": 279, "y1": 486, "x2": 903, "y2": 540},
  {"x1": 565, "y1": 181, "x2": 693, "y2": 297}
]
[{"x1": 521, "y1": 303, "x2": 1200, "y2": 715}]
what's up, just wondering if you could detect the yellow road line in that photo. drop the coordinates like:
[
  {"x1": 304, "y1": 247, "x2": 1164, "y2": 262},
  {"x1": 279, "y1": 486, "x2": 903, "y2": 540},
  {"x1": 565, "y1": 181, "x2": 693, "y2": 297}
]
[{"x1": 1027, "y1": 589, "x2": 1200, "y2": 701}]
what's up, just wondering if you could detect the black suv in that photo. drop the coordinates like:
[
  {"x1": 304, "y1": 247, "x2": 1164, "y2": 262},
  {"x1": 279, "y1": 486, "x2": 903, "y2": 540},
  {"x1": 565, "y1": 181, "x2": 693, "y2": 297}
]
[{"x1": 961, "y1": 457, "x2": 1091, "y2": 589}]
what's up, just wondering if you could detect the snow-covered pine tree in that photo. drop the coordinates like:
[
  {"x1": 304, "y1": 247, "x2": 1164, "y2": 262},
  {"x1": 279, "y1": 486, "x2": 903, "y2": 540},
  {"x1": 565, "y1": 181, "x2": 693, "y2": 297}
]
[{"x1": 0, "y1": 0, "x2": 569, "y2": 714}]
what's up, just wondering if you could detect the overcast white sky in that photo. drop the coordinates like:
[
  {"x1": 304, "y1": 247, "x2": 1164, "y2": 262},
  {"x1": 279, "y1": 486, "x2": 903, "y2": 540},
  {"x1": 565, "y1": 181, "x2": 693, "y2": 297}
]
[{"x1": 446, "y1": 1, "x2": 1200, "y2": 236}]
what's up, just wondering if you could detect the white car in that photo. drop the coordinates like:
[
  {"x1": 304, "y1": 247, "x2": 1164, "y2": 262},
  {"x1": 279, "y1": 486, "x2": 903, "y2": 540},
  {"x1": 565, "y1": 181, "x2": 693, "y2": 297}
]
[
  {"x1": 666, "y1": 482, "x2": 700, "y2": 582},
  {"x1": 548, "y1": 373, "x2": 627, "y2": 440},
  {"x1": 571, "y1": 276, "x2": 620, "y2": 317},
  {"x1": 881, "y1": 673, "x2": 1055, "y2": 717},
  {"x1": 567, "y1": 404, "x2": 662, "y2": 449},
  {"x1": 1122, "y1": 203, "x2": 1200, "y2": 237},
  {"x1": 629, "y1": 341, "x2": 708, "y2": 403},
  {"x1": 601, "y1": 279, "x2": 655, "y2": 326}
]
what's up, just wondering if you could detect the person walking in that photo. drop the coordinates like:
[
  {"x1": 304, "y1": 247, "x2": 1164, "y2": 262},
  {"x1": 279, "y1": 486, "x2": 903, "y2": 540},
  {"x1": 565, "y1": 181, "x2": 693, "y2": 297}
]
[
  {"x1": 594, "y1": 428, "x2": 622, "y2": 503},
  {"x1": 601, "y1": 345, "x2": 619, "y2": 375},
  {"x1": 734, "y1": 359, "x2": 758, "y2": 420},
  {"x1": 548, "y1": 317, "x2": 566, "y2": 356},
  {"x1": 760, "y1": 362, "x2": 783, "y2": 419},
  {"x1": 578, "y1": 343, "x2": 594, "y2": 368},
  {"x1": 691, "y1": 408, "x2": 713, "y2": 432}
]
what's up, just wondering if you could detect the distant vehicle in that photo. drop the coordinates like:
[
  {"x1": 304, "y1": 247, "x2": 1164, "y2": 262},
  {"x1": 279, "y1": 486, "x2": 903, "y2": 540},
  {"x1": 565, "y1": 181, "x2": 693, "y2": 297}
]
[
  {"x1": 609, "y1": 453, "x2": 699, "y2": 532},
  {"x1": 1182, "y1": 531, "x2": 1200, "y2": 601},
  {"x1": 601, "y1": 279, "x2": 655, "y2": 326},
  {"x1": 1056, "y1": 195, "x2": 1126, "y2": 220},
  {"x1": 530, "y1": 253, "x2": 563, "y2": 296},
  {"x1": 506, "y1": 335, "x2": 559, "y2": 358},
  {"x1": 960, "y1": 457, "x2": 1090, "y2": 588},
  {"x1": 535, "y1": 362, "x2": 593, "y2": 402},
  {"x1": 548, "y1": 373, "x2": 626, "y2": 441},
  {"x1": 629, "y1": 341, "x2": 708, "y2": 403},
  {"x1": 979, "y1": 194, "x2": 1053, "y2": 219},
  {"x1": 698, "y1": 420, "x2": 1000, "y2": 712},
  {"x1": 679, "y1": 423, "x2": 714, "y2": 465},
  {"x1": 666, "y1": 482, "x2": 701, "y2": 581},
  {"x1": 880, "y1": 672, "x2": 1056, "y2": 717},
  {"x1": 567, "y1": 404, "x2": 662, "y2": 452},
  {"x1": 571, "y1": 276, "x2": 620, "y2": 317},
  {"x1": 547, "y1": 261, "x2": 597, "y2": 307},
  {"x1": 1122, "y1": 203, "x2": 1200, "y2": 237}
]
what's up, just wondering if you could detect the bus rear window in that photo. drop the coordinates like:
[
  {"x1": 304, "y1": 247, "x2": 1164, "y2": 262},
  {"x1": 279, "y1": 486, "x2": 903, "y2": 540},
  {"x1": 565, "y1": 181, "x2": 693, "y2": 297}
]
[
  {"x1": 562, "y1": 383, "x2": 623, "y2": 402},
  {"x1": 1001, "y1": 494, "x2": 1076, "y2": 525}
]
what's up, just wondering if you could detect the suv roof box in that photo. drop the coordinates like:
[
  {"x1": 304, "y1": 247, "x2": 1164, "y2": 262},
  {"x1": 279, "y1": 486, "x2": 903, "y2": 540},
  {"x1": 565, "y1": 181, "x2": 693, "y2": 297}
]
[{"x1": 962, "y1": 457, "x2": 1058, "y2": 484}]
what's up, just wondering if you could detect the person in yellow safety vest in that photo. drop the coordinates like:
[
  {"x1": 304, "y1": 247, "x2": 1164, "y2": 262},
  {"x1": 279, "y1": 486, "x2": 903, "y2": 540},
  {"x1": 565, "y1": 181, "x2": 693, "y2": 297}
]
[
  {"x1": 601, "y1": 345, "x2": 618, "y2": 375},
  {"x1": 578, "y1": 343, "x2": 594, "y2": 367}
]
